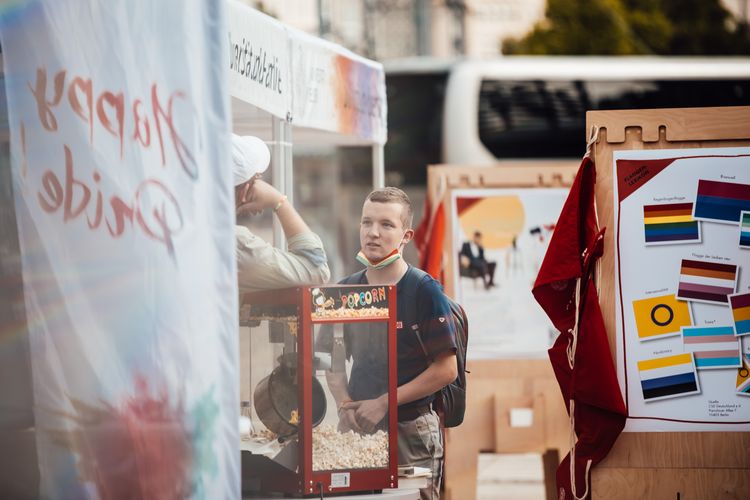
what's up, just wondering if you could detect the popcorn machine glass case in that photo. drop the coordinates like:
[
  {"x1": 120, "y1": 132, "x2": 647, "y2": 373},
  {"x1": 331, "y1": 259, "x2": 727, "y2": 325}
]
[{"x1": 240, "y1": 284, "x2": 399, "y2": 496}]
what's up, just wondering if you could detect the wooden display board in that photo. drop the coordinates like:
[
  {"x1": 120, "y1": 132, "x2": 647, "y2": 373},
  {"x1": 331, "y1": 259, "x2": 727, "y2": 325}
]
[
  {"x1": 586, "y1": 106, "x2": 750, "y2": 499},
  {"x1": 424, "y1": 161, "x2": 579, "y2": 500}
]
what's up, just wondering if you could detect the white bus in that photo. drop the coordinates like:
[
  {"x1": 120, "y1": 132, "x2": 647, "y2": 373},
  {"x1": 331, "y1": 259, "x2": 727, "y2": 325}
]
[{"x1": 384, "y1": 57, "x2": 750, "y2": 181}]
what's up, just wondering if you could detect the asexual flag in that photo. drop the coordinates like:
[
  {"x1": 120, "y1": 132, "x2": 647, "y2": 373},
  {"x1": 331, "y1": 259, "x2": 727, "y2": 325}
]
[
  {"x1": 643, "y1": 203, "x2": 700, "y2": 244},
  {"x1": 676, "y1": 259, "x2": 737, "y2": 305},
  {"x1": 682, "y1": 326, "x2": 741, "y2": 369},
  {"x1": 729, "y1": 292, "x2": 750, "y2": 336},
  {"x1": 637, "y1": 353, "x2": 700, "y2": 402},
  {"x1": 741, "y1": 211, "x2": 750, "y2": 248},
  {"x1": 694, "y1": 179, "x2": 750, "y2": 224}
]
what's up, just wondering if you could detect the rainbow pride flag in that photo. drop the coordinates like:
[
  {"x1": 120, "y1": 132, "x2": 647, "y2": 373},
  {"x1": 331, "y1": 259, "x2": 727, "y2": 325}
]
[
  {"x1": 676, "y1": 259, "x2": 737, "y2": 305},
  {"x1": 729, "y1": 292, "x2": 750, "y2": 336},
  {"x1": 643, "y1": 203, "x2": 700, "y2": 244},
  {"x1": 637, "y1": 353, "x2": 700, "y2": 402},
  {"x1": 694, "y1": 179, "x2": 750, "y2": 224},
  {"x1": 682, "y1": 326, "x2": 741, "y2": 369},
  {"x1": 741, "y1": 211, "x2": 750, "y2": 248}
]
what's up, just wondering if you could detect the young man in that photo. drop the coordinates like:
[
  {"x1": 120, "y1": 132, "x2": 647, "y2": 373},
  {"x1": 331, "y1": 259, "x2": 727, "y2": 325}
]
[
  {"x1": 331, "y1": 187, "x2": 458, "y2": 500},
  {"x1": 232, "y1": 134, "x2": 330, "y2": 292}
]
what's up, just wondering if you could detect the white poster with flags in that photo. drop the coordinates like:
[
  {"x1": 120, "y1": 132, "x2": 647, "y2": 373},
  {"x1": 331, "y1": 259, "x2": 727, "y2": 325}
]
[{"x1": 0, "y1": 1, "x2": 239, "y2": 498}]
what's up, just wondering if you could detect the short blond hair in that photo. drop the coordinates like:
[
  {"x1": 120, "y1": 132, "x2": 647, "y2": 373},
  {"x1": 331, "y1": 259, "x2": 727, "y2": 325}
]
[{"x1": 366, "y1": 187, "x2": 413, "y2": 229}]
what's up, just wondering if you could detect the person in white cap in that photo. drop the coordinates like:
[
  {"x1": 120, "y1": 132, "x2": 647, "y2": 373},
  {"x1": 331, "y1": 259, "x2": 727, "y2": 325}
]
[{"x1": 232, "y1": 134, "x2": 330, "y2": 293}]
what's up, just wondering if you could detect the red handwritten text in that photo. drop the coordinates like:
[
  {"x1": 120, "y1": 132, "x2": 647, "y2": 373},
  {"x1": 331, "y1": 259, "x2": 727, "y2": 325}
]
[
  {"x1": 28, "y1": 68, "x2": 198, "y2": 179},
  {"x1": 37, "y1": 145, "x2": 184, "y2": 256}
]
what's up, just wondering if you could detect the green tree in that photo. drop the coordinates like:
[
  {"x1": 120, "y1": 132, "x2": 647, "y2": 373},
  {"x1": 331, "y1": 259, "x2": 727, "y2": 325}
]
[{"x1": 503, "y1": 0, "x2": 750, "y2": 55}]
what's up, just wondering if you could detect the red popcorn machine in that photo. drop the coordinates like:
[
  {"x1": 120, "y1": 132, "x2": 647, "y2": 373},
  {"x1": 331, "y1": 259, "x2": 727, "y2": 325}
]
[{"x1": 239, "y1": 284, "x2": 399, "y2": 496}]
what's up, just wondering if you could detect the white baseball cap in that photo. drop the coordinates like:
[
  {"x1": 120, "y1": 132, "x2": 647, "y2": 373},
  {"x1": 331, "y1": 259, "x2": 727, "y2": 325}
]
[{"x1": 232, "y1": 134, "x2": 270, "y2": 186}]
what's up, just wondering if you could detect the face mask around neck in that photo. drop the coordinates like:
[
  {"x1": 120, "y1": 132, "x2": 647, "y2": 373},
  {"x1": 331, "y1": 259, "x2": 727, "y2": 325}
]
[{"x1": 356, "y1": 248, "x2": 401, "y2": 270}]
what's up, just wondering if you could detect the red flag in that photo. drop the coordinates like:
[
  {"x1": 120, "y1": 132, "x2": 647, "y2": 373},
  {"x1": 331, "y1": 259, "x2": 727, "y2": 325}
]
[
  {"x1": 532, "y1": 156, "x2": 626, "y2": 500},
  {"x1": 414, "y1": 193, "x2": 446, "y2": 281}
]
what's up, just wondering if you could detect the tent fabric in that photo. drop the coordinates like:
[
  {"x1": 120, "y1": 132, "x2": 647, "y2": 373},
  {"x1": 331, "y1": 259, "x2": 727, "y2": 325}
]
[{"x1": 0, "y1": 1, "x2": 239, "y2": 497}]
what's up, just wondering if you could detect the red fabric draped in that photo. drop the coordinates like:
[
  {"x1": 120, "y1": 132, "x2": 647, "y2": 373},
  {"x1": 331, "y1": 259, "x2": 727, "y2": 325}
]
[{"x1": 532, "y1": 157, "x2": 627, "y2": 500}]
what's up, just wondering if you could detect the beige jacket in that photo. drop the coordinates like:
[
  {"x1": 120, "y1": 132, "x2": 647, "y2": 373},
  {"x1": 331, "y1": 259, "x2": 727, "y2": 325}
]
[{"x1": 236, "y1": 225, "x2": 331, "y2": 293}]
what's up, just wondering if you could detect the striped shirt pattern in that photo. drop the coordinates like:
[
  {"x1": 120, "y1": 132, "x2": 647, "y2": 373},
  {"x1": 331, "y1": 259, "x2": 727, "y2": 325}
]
[
  {"x1": 643, "y1": 202, "x2": 700, "y2": 244},
  {"x1": 741, "y1": 211, "x2": 750, "y2": 248},
  {"x1": 676, "y1": 259, "x2": 737, "y2": 305},
  {"x1": 682, "y1": 326, "x2": 741, "y2": 369},
  {"x1": 694, "y1": 179, "x2": 750, "y2": 224},
  {"x1": 637, "y1": 353, "x2": 700, "y2": 402},
  {"x1": 729, "y1": 292, "x2": 750, "y2": 336}
]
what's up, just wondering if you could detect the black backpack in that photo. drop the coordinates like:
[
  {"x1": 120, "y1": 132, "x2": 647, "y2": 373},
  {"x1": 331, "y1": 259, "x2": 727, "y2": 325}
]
[
  {"x1": 343, "y1": 267, "x2": 468, "y2": 428},
  {"x1": 408, "y1": 268, "x2": 468, "y2": 428}
]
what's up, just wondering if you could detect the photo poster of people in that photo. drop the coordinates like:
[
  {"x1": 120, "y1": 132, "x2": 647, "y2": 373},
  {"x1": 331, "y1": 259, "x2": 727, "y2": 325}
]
[{"x1": 450, "y1": 188, "x2": 569, "y2": 359}]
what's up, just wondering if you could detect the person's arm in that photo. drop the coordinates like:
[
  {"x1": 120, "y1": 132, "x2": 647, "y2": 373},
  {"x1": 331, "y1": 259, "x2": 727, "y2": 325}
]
[
  {"x1": 236, "y1": 180, "x2": 330, "y2": 291},
  {"x1": 238, "y1": 179, "x2": 309, "y2": 238},
  {"x1": 345, "y1": 351, "x2": 456, "y2": 433},
  {"x1": 324, "y1": 371, "x2": 362, "y2": 433},
  {"x1": 396, "y1": 350, "x2": 457, "y2": 405},
  {"x1": 236, "y1": 227, "x2": 331, "y2": 292}
]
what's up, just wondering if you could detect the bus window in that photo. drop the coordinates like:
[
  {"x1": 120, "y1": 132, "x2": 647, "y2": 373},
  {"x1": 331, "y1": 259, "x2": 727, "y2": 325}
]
[{"x1": 478, "y1": 78, "x2": 750, "y2": 159}]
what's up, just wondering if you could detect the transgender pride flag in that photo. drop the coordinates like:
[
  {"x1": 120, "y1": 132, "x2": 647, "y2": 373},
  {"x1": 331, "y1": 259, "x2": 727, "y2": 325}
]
[
  {"x1": 694, "y1": 179, "x2": 750, "y2": 224},
  {"x1": 682, "y1": 326, "x2": 742, "y2": 369}
]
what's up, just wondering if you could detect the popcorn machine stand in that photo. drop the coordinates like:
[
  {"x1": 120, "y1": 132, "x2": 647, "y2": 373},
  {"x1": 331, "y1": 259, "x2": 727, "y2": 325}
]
[{"x1": 240, "y1": 284, "x2": 399, "y2": 496}]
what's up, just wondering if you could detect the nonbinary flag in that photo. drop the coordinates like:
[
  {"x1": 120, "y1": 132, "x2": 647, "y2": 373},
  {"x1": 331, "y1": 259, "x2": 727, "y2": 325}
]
[
  {"x1": 729, "y1": 292, "x2": 750, "y2": 336},
  {"x1": 637, "y1": 353, "x2": 700, "y2": 402},
  {"x1": 676, "y1": 259, "x2": 738, "y2": 305},
  {"x1": 740, "y1": 211, "x2": 750, "y2": 248},
  {"x1": 632, "y1": 293, "x2": 691, "y2": 341},
  {"x1": 642, "y1": 202, "x2": 700, "y2": 244},
  {"x1": 682, "y1": 326, "x2": 742, "y2": 369},
  {"x1": 693, "y1": 179, "x2": 750, "y2": 224},
  {"x1": 737, "y1": 354, "x2": 750, "y2": 396}
]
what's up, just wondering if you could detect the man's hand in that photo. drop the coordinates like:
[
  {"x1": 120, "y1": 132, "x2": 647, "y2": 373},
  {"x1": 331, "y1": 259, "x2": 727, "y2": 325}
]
[
  {"x1": 337, "y1": 406, "x2": 362, "y2": 433},
  {"x1": 237, "y1": 179, "x2": 283, "y2": 216},
  {"x1": 342, "y1": 394, "x2": 388, "y2": 434}
]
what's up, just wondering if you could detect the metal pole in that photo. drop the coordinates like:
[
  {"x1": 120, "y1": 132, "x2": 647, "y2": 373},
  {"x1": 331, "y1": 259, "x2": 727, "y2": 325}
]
[
  {"x1": 372, "y1": 144, "x2": 385, "y2": 188},
  {"x1": 271, "y1": 115, "x2": 291, "y2": 248}
]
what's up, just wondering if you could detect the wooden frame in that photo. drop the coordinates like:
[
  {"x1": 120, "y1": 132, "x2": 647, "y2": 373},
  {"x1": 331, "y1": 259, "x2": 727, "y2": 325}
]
[
  {"x1": 424, "y1": 161, "x2": 579, "y2": 500},
  {"x1": 587, "y1": 106, "x2": 750, "y2": 499}
]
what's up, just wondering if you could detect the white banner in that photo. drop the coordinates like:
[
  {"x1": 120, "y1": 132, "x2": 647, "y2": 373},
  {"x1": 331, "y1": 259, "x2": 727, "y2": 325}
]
[
  {"x1": 0, "y1": 1, "x2": 239, "y2": 498},
  {"x1": 290, "y1": 30, "x2": 387, "y2": 144},
  {"x1": 227, "y1": 0, "x2": 387, "y2": 144},
  {"x1": 227, "y1": 1, "x2": 292, "y2": 121}
]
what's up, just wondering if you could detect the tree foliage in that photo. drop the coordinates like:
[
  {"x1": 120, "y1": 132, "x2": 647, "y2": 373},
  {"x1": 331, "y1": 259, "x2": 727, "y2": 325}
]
[{"x1": 503, "y1": 0, "x2": 750, "y2": 55}]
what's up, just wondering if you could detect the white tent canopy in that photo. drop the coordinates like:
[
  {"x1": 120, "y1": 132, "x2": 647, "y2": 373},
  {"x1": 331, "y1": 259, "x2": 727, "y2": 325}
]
[
  {"x1": 227, "y1": 0, "x2": 387, "y2": 147},
  {"x1": 227, "y1": 0, "x2": 387, "y2": 244}
]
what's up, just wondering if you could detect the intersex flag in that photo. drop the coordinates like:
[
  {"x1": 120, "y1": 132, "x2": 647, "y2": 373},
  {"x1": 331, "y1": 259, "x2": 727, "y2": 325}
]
[{"x1": 533, "y1": 156, "x2": 626, "y2": 500}]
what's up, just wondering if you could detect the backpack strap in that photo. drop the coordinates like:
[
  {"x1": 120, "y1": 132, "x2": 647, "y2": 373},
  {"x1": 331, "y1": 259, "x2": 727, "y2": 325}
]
[{"x1": 400, "y1": 266, "x2": 434, "y2": 361}]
